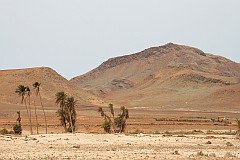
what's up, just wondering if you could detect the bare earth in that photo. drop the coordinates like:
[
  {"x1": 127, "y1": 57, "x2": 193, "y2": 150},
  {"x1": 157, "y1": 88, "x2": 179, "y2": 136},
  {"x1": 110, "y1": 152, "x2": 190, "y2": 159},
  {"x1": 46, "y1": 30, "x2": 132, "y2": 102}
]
[{"x1": 0, "y1": 133, "x2": 240, "y2": 160}]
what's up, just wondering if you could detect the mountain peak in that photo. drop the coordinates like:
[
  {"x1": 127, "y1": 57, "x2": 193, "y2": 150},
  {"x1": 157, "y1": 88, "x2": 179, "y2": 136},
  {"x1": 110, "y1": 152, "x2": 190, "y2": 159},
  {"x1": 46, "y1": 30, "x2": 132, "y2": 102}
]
[
  {"x1": 71, "y1": 43, "x2": 240, "y2": 88},
  {"x1": 93, "y1": 43, "x2": 206, "y2": 72}
]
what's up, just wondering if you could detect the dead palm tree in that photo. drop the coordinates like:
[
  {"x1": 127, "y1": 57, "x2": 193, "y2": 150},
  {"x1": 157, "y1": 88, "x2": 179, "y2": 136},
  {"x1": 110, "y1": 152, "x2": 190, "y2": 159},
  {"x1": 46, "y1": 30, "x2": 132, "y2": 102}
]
[
  {"x1": 33, "y1": 82, "x2": 47, "y2": 134},
  {"x1": 15, "y1": 85, "x2": 33, "y2": 134},
  {"x1": 66, "y1": 96, "x2": 77, "y2": 133},
  {"x1": 55, "y1": 91, "x2": 68, "y2": 132}
]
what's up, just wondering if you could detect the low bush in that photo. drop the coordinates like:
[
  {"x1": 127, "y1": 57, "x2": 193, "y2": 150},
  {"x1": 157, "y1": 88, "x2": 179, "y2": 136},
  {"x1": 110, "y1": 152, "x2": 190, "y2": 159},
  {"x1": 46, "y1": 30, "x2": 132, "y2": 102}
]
[
  {"x1": 102, "y1": 120, "x2": 111, "y2": 133},
  {"x1": 0, "y1": 128, "x2": 14, "y2": 135},
  {"x1": 13, "y1": 124, "x2": 22, "y2": 134}
]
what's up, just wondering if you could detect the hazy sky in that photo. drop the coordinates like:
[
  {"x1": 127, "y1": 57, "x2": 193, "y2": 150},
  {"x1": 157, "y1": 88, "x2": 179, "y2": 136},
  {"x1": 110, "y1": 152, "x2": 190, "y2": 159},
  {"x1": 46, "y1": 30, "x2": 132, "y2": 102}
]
[{"x1": 0, "y1": 1, "x2": 239, "y2": 79}]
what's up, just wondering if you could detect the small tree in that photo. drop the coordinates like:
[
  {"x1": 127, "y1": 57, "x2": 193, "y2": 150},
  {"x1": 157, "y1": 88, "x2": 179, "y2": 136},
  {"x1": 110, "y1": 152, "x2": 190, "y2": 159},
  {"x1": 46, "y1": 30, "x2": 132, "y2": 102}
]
[
  {"x1": 13, "y1": 111, "x2": 22, "y2": 134},
  {"x1": 98, "y1": 104, "x2": 129, "y2": 133}
]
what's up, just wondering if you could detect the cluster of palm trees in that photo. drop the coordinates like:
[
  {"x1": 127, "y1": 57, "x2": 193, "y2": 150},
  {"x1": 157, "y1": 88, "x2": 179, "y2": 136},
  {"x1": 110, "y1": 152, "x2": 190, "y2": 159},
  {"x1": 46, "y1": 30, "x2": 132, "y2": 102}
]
[
  {"x1": 15, "y1": 82, "x2": 47, "y2": 134},
  {"x1": 15, "y1": 83, "x2": 131, "y2": 135},
  {"x1": 55, "y1": 91, "x2": 77, "y2": 133},
  {"x1": 98, "y1": 104, "x2": 129, "y2": 133}
]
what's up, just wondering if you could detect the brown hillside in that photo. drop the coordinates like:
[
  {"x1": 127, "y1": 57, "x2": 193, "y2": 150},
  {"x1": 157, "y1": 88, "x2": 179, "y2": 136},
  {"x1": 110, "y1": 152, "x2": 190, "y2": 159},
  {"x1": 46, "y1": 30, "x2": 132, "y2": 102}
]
[
  {"x1": 71, "y1": 43, "x2": 240, "y2": 111},
  {"x1": 0, "y1": 67, "x2": 104, "y2": 106}
]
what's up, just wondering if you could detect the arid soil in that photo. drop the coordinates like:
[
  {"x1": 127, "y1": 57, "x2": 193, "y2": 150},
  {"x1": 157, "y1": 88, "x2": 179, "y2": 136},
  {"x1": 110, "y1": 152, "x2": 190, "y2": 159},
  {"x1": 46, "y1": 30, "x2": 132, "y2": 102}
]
[
  {"x1": 0, "y1": 133, "x2": 240, "y2": 160},
  {"x1": 1, "y1": 44, "x2": 240, "y2": 159},
  {"x1": 1, "y1": 102, "x2": 240, "y2": 134},
  {"x1": 1, "y1": 96, "x2": 240, "y2": 160}
]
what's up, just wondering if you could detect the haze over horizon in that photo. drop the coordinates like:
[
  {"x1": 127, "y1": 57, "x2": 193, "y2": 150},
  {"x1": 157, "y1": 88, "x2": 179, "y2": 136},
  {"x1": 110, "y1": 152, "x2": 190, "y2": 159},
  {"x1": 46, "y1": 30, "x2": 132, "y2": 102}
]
[{"x1": 1, "y1": 0, "x2": 240, "y2": 79}]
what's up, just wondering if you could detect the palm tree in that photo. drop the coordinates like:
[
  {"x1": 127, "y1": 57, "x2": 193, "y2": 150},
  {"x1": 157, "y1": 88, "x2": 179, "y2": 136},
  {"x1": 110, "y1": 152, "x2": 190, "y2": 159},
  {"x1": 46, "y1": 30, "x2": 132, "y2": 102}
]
[
  {"x1": 98, "y1": 104, "x2": 129, "y2": 133},
  {"x1": 25, "y1": 86, "x2": 33, "y2": 134},
  {"x1": 33, "y1": 82, "x2": 47, "y2": 134},
  {"x1": 118, "y1": 106, "x2": 129, "y2": 133},
  {"x1": 55, "y1": 91, "x2": 68, "y2": 131},
  {"x1": 98, "y1": 105, "x2": 116, "y2": 133},
  {"x1": 15, "y1": 85, "x2": 33, "y2": 134},
  {"x1": 66, "y1": 96, "x2": 77, "y2": 133},
  {"x1": 15, "y1": 85, "x2": 26, "y2": 104}
]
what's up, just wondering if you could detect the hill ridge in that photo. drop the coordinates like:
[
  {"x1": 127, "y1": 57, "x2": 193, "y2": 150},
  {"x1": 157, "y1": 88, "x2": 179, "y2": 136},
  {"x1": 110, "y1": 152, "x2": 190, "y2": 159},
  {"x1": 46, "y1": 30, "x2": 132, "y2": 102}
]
[
  {"x1": 70, "y1": 43, "x2": 240, "y2": 110},
  {"x1": 0, "y1": 66, "x2": 104, "y2": 106},
  {"x1": 95, "y1": 43, "x2": 206, "y2": 72}
]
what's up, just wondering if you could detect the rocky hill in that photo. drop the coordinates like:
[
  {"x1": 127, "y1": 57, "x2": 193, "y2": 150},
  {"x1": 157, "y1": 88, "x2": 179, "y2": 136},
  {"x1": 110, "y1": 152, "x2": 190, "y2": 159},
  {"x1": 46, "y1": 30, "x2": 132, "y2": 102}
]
[
  {"x1": 71, "y1": 43, "x2": 240, "y2": 111},
  {"x1": 0, "y1": 67, "x2": 104, "y2": 107}
]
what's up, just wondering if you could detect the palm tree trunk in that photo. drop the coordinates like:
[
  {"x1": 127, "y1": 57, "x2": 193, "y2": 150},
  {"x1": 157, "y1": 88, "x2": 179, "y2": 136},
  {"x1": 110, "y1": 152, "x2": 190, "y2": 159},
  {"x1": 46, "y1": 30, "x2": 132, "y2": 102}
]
[
  {"x1": 106, "y1": 116, "x2": 116, "y2": 133},
  {"x1": 68, "y1": 109, "x2": 74, "y2": 133},
  {"x1": 28, "y1": 96, "x2": 33, "y2": 134},
  {"x1": 34, "y1": 100, "x2": 39, "y2": 134},
  {"x1": 120, "y1": 117, "x2": 126, "y2": 133},
  {"x1": 38, "y1": 92, "x2": 47, "y2": 134},
  {"x1": 24, "y1": 99, "x2": 33, "y2": 135},
  {"x1": 60, "y1": 105, "x2": 67, "y2": 132}
]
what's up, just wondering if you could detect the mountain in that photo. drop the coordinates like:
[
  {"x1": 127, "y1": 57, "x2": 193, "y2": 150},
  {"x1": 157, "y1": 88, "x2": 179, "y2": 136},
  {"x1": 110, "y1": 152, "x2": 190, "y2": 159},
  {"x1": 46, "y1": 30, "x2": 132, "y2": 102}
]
[
  {"x1": 0, "y1": 67, "x2": 104, "y2": 106},
  {"x1": 70, "y1": 43, "x2": 240, "y2": 111}
]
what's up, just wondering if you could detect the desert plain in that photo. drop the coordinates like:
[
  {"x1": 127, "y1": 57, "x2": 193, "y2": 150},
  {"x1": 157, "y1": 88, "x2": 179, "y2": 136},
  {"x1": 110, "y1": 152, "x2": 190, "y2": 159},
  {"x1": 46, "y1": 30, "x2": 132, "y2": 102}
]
[{"x1": 0, "y1": 101, "x2": 240, "y2": 160}]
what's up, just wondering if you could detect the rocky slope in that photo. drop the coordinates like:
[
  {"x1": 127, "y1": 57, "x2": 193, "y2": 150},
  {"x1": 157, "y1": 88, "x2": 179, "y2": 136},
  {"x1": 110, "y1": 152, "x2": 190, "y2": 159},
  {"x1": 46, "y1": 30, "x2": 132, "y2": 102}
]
[
  {"x1": 0, "y1": 67, "x2": 104, "y2": 107},
  {"x1": 71, "y1": 43, "x2": 240, "y2": 111}
]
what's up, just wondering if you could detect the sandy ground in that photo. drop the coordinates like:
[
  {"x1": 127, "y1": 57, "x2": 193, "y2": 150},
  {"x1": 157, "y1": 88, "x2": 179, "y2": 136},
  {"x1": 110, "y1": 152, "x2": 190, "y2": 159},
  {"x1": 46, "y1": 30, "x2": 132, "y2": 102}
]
[
  {"x1": 0, "y1": 133, "x2": 240, "y2": 160},
  {"x1": 1, "y1": 102, "x2": 240, "y2": 159}
]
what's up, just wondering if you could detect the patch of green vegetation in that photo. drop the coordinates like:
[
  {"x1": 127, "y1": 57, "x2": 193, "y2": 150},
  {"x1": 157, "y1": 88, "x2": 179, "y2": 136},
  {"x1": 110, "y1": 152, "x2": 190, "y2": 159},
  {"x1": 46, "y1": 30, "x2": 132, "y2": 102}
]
[
  {"x1": 13, "y1": 124, "x2": 22, "y2": 134},
  {"x1": 0, "y1": 128, "x2": 14, "y2": 135}
]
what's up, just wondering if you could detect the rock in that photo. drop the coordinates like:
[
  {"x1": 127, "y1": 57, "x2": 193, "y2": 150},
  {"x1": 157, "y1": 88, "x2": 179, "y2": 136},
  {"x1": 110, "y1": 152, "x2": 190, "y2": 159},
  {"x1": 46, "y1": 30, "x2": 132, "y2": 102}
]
[
  {"x1": 224, "y1": 152, "x2": 235, "y2": 158},
  {"x1": 226, "y1": 142, "x2": 233, "y2": 147},
  {"x1": 173, "y1": 150, "x2": 180, "y2": 155},
  {"x1": 196, "y1": 151, "x2": 205, "y2": 157},
  {"x1": 206, "y1": 141, "x2": 212, "y2": 144},
  {"x1": 209, "y1": 153, "x2": 216, "y2": 157},
  {"x1": 73, "y1": 145, "x2": 80, "y2": 149}
]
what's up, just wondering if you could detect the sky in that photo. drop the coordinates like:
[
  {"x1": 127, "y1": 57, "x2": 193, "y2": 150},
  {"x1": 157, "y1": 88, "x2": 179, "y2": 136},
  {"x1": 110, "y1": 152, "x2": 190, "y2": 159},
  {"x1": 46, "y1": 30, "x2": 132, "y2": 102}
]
[{"x1": 0, "y1": 0, "x2": 240, "y2": 79}]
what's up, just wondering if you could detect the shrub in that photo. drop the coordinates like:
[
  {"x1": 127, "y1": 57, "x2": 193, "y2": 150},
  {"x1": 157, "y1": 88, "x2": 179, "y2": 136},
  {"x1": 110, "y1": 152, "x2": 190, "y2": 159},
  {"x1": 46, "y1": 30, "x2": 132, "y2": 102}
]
[
  {"x1": 98, "y1": 104, "x2": 129, "y2": 133},
  {"x1": 102, "y1": 120, "x2": 111, "y2": 133},
  {"x1": 0, "y1": 128, "x2": 14, "y2": 135},
  {"x1": 13, "y1": 124, "x2": 22, "y2": 134},
  {"x1": 0, "y1": 129, "x2": 9, "y2": 135}
]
